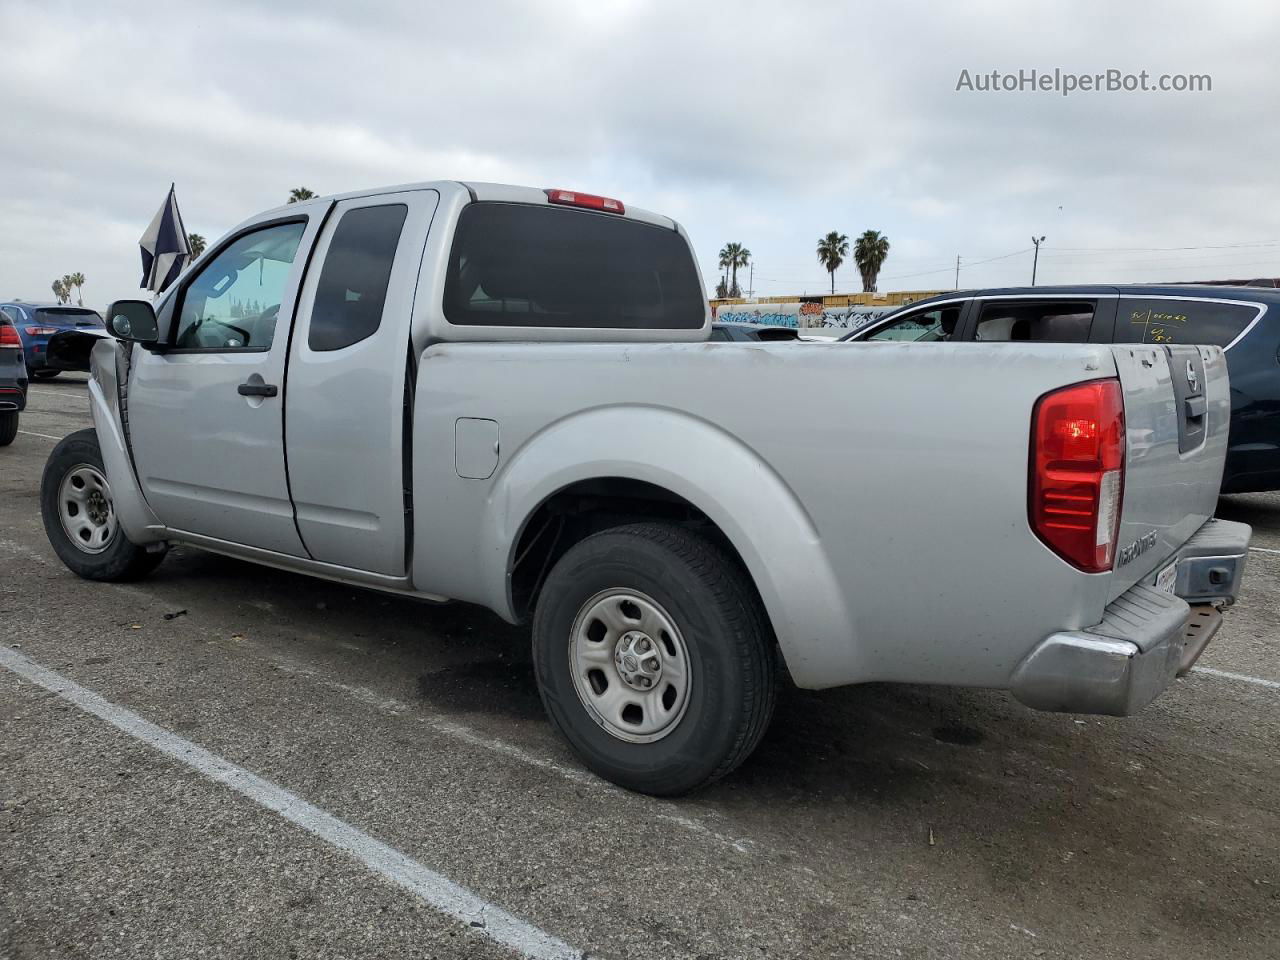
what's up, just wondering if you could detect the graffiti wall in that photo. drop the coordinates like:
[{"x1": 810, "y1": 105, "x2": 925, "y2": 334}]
[{"x1": 711, "y1": 300, "x2": 898, "y2": 332}]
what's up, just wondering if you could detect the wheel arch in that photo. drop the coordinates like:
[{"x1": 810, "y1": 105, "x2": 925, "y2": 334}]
[
  {"x1": 85, "y1": 338, "x2": 165, "y2": 544},
  {"x1": 483, "y1": 406, "x2": 859, "y2": 688}
]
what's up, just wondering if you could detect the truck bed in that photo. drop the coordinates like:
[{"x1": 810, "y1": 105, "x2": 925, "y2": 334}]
[{"x1": 409, "y1": 339, "x2": 1232, "y2": 692}]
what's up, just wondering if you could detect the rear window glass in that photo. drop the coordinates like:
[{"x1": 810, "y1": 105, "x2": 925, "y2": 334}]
[
  {"x1": 444, "y1": 203, "x2": 705, "y2": 329},
  {"x1": 1117, "y1": 299, "x2": 1258, "y2": 348},
  {"x1": 308, "y1": 204, "x2": 407, "y2": 352},
  {"x1": 33, "y1": 308, "x2": 102, "y2": 325}
]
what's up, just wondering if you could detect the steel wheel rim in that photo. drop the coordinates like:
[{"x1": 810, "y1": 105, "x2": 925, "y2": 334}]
[
  {"x1": 58, "y1": 463, "x2": 117, "y2": 555},
  {"x1": 568, "y1": 588, "x2": 692, "y2": 744}
]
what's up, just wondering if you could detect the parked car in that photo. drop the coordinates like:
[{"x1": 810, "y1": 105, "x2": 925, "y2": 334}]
[
  {"x1": 0, "y1": 310, "x2": 27, "y2": 444},
  {"x1": 0, "y1": 301, "x2": 104, "y2": 379},
  {"x1": 842, "y1": 285, "x2": 1280, "y2": 493},
  {"x1": 710, "y1": 322, "x2": 800, "y2": 342},
  {"x1": 38, "y1": 183, "x2": 1250, "y2": 795}
]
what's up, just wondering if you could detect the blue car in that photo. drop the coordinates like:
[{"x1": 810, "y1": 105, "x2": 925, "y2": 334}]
[{"x1": 0, "y1": 300, "x2": 104, "y2": 379}]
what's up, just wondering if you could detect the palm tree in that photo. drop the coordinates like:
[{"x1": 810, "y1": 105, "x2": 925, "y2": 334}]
[
  {"x1": 721, "y1": 242, "x2": 750, "y2": 297},
  {"x1": 288, "y1": 187, "x2": 316, "y2": 204},
  {"x1": 188, "y1": 233, "x2": 207, "y2": 259},
  {"x1": 854, "y1": 230, "x2": 891, "y2": 293},
  {"x1": 816, "y1": 231, "x2": 849, "y2": 294},
  {"x1": 718, "y1": 245, "x2": 732, "y2": 292},
  {"x1": 51, "y1": 279, "x2": 67, "y2": 304},
  {"x1": 61, "y1": 275, "x2": 76, "y2": 304},
  {"x1": 68, "y1": 272, "x2": 86, "y2": 305}
]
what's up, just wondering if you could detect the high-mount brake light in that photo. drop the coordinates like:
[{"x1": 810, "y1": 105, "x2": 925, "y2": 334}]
[
  {"x1": 1029, "y1": 379, "x2": 1126, "y2": 573},
  {"x1": 544, "y1": 189, "x2": 625, "y2": 215}
]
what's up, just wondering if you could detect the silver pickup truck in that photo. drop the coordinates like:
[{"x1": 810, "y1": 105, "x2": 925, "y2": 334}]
[{"x1": 39, "y1": 181, "x2": 1251, "y2": 795}]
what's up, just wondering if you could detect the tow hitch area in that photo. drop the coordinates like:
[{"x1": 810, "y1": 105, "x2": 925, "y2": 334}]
[{"x1": 1178, "y1": 604, "x2": 1224, "y2": 676}]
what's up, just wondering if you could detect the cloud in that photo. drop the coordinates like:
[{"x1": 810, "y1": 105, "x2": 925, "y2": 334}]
[{"x1": 2, "y1": 0, "x2": 1278, "y2": 305}]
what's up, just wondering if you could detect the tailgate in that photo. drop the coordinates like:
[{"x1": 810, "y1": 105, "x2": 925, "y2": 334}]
[{"x1": 1108, "y1": 343, "x2": 1231, "y2": 599}]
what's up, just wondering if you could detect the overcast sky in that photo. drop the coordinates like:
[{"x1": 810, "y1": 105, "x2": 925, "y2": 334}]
[{"x1": 3, "y1": 0, "x2": 1279, "y2": 307}]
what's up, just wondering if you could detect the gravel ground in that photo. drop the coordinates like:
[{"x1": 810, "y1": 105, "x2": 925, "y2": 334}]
[{"x1": 1, "y1": 374, "x2": 1277, "y2": 959}]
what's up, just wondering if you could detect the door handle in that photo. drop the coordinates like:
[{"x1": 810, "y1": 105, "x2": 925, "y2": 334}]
[{"x1": 237, "y1": 382, "x2": 278, "y2": 398}]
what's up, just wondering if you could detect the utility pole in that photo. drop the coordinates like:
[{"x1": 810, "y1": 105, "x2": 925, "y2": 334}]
[
  {"x1": 955, "y1": 255, "x2": 961, "y2": 290},
  {"x1": 748, "y1": 262, "x2": 754, "y2": 301},
  {"x1": 1031, "y1": 236, "x2": 1046, "y2": 286}
]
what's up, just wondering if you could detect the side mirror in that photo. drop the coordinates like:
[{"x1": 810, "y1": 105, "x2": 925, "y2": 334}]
[{"x1": 106, "y1": 300, "x2": 160, "y2": 345}]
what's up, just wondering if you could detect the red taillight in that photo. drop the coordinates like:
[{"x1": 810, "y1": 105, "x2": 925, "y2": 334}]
[
  {"x1": 1030, "y1": 379, "x2": 1125, "y2": 573},
  {"x1": 25, "y1": 326, "x2": 59, "y2": 336},
  {"x1": 544, "y1": 188, "x2": 625, "y2": 215},
  {"x1": 0, "y1": 324, "x2": 20, "y2": 348}
]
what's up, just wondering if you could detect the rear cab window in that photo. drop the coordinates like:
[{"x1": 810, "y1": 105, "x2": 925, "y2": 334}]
[
  {"x1": 444, "y1": 203, "x2": 705, "y2": 329},
  {"x1": 1116, "y1": 298, "x2": 1260, "y2": 348}
]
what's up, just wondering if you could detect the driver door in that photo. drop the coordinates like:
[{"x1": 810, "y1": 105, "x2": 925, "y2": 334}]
[{"x1": 127, "y1": 213, "x2": 327, "y2": 555}]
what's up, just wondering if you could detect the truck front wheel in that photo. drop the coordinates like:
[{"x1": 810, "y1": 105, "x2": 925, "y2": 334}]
[
  {"x1": 532, "y1": 522, "x2": 776, "y2": 796},
  {"x1": 40, "y1": 428, "x2": 166, "y2": 581}
]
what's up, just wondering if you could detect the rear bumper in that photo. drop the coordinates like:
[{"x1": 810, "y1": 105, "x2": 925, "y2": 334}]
[{"x1": 1010, "y1": 518, "x2": 1251, "y2": 716}]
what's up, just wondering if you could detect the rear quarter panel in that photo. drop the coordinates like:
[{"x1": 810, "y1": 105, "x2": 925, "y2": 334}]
[{"x1": 412, "y1": 341, "x2": 1122, "y2": 689}]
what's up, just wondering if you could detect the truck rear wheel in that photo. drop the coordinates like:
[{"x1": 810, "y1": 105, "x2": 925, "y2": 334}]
[
  {"x1": 0, "y1": 411, "x2": 16, "y2": 446},
  {"x1": 532, "y1": 522, "x2": 776, "y2": 795},
  {"x1": 40, "y1": 428, "x2": 166, "y2": 581}
]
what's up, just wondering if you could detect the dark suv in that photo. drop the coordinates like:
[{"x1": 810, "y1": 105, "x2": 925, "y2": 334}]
[
  {"x1": 843, "y1": 285, "x2": 1280, "y2": 493},
  {"x1": 0, "y1": 310, "x2": 27, "y2": 445},
  {"x1": 0, "y1": 301, "x2": 104, "y2": 379}
]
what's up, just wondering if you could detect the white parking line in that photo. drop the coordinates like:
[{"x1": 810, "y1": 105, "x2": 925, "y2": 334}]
[
  {"x1": 18, "y1": 430, "x2": 62, "y2": 441},
  {"x1": 0, "y1": 646, "x2": 584, "y2": 960},
  {"x1": 1250, "y1": 546, "x2": 1280, "y2": 556},
  {"x1": 1192, "y1": 666, "x2": 1280, "y2": 690}
]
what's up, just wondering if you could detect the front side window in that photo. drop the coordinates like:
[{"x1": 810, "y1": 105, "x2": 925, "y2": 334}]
[
  {"x1": 1116, "y1": 298, "x2": 1258, "y2": 348},
  {"x1": 444, "y1": 202, "x2": 705, "y2": 329},
  {"x1": 308, "y1": 204, "x2": 407, "y2": 352},
  {"x1": 864, "y1": 305, "x2": 962, "y2": 342},
  {"x1": 974, "y1": 301, "x2": 1093, "y2": 343},
  {"x1": 174, "y1": 221, "x2": 306, "y2": 350}
]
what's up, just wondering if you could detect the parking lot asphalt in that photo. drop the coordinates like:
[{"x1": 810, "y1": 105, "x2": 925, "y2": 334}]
[{"x1": 2, "y1": 375, "x2": 1278, "y2": 960}]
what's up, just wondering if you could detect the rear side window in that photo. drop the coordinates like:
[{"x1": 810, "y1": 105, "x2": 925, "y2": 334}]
[
  {"x1": 1117, "y1": 299, "x2": 1258, "y2": 348},
  {"x1": 444, "y1": 203, "x2": 705, "y2": 329},
  {"x1": 975, "y1": 302, "x2": 1093, "y2": 342},
  {"x1": 308, "y1": 204, "x2": 408, "y2": 352}
]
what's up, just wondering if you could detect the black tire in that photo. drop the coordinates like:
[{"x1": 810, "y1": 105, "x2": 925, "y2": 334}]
[
  {"x1": 533, "y1": 522, "x2": 776, "y2": 796},
  {"x1": 32, "y1": 369, "x2": 60, "y2": 379},
  {"x1": 0, "y1": 411, "x2": 16, "y2": 446},
  {"x1": 40, "y1": 428, "x2": 166, "y2": 581}
]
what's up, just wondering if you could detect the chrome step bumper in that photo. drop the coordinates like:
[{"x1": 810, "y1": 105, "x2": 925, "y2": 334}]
[{"x1": 1010, "y1": 518, "x2": 1250, "y2": 716}]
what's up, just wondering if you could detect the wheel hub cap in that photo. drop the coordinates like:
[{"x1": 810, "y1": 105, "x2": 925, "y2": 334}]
[
  {"x1": 58, "y1": 463, "x2": 118, "y2": 555},
  {"x1": 614, "y1": 631, "x2": 663, "y2": 689},
  {"x1": 569, "y1": 589, "x2": 692, "y2": 744}
]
